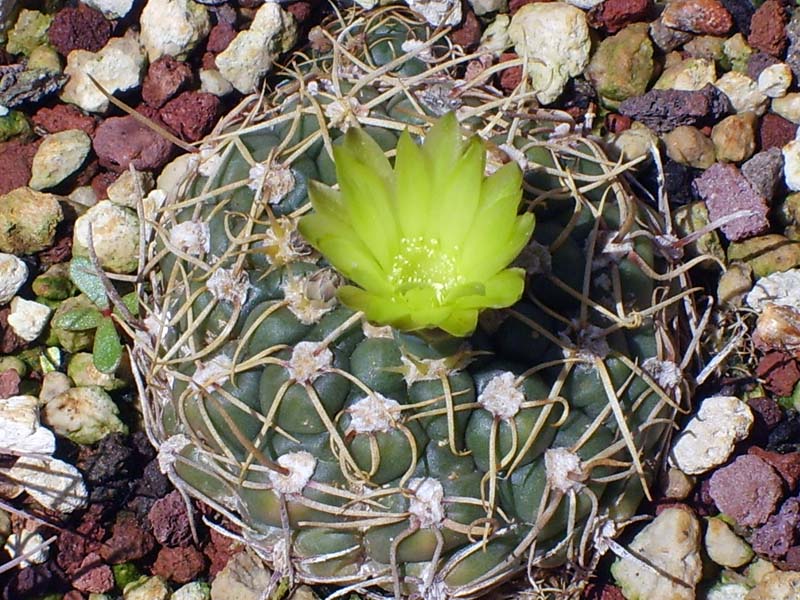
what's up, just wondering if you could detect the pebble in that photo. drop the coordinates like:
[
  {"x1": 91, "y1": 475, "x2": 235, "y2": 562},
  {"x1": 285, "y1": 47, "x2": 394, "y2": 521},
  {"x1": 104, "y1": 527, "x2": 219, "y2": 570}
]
[
  {"x1": 140, "y1": 0, "x2": 210, "y2": 62},
  {"x1": 663, "y1": 125, "x2": 717, "y2": 169},
  {"x1": 159, "y1": 91, "x2": 221, "y2": 142},
  {"x1": 0, "y1": 395, "x2": 55, "y2": 455},
  {"x1": 216, "y1": 3, "x2": 298, "y2": 94},
  {"x1": 209, "y1": 550, "x2": 272, "y2": 600},
  {"x1": 655, "y1": 57, "x2": 717, "y2": 91},
  {"x1": 4, "y1": 529, "x2": 49, "y2": 568},
  {"x1": 204, "y1": 527, "x2": 239, "y2": 577},
  {"x1": 124, "y1": 576, "x2": 171, "y2": 600},
  {"x1": 92, "y1": 114, "x2": 174, "y2": 173},
  {"x1": 749, "y1": 396, "x2": 784, "y2": 432},
  {"x1": 44, "y1": 386, "x2": 128, "y2": 445},
  {"x1": 748, "y1": 0, "x2": 788, "y2": 58},
  {"x1": 772, "y1": 93, "x2": 800, "y2": 124},
  {"x1": 705, "y1": 516, "x2": 754, "y2": 568},
  {"x1": 728, "y1": 234, "x2": 800, "y2": 277},
  {"x1": 6, "y1": 9, "x2": 52, "y2": 57},
  {"x1": 142, "y1": 56, "x2": 193, "y2": 109},
  {"x1": 61, "y1": 34, "x2": 147, "y2": 114},
  {"x1": 32, "y1": 104, "x2": 96, "y2": 136},
  {"x1": 661, "y1": 0, "x2": 732, "y2": 35},
  {"x1": 611, "y1": 507, "x2": 702, "y2": 600},
  {"x1": 68, "y1": 353, "x2": 126, "y2": 390},
  {"x1": 152, "y1": 546, "x2": 206, "y2": 584},
  {"x1": 759, "y1": 113, "x2": 797, "y2": 150},
  {"x1": 783, "y1": 140, "x2": 800, "y2": 191},
  {"x1": 206, "y1": 20, "x2": 237, "y2": 53},
  {"x1": 586, "y1": 23, "x2": 653, "y2": 107},
  {"x1": 720, "y1": 0, "x2": 754, "y2": 36},
  {"x1": 748, "y1": 52, "x2": 781, "y2": 80},
  {"x1": 758, "y1": 64, "x2": 792, "y2": 98},
  {"x1": 670, "y1": 396, "x2": 753, "y2": 475},
  {"x1": 83, "y1": 0, "x2": 136, "y2": 19},
  {"x1": 746, "y1": 268, "x2": 800, "y2": 312},
  {"x1": 199, "y1": 69, "x2": 234, "y2": 97},
  {"x1": 48, "y1": 4, "x2": 112, "y2": 56},
  {"x1": 742, "y1": 148, "x2": 784, "y2": 201},
  {"x1": 148, "y1": 490, "x2": 192, "y2": 546},
  {"x1": 8, "y1": 297, "x2": 51, "y2": 342},
  {"x1": 73, "y1": 200, "x2": 140, "y2": 273},
  {"x1": 99, "y1": 515, "x2": 155, "y2": 567},
  {"x1": 173, "y1": 582, "x2": 211, "y2": 600},
  {"x1": 406, "y1": 0, "x2": 462, "y2": 25},
  {"x1": 715, "y1": 71, "x2": 768, "y2": 115},
  {"x1": 750, "y1": 497, "x2": 800, "y2": 559},
  {"x1": 663, "y1": 466, "x2": 695, "y2": 499},
  {"x1": 72, "y1": 553, "x2": 114, "y2": 594},
  {"x1": 711, "y1": 111, "x2": 757, "y2": 163},
  {"x1": 724, "y1": 32, "x2": 755, "y2": 73},
  {"x1": 709, "y1": 454, "x2": 784, "y2": 527},
  {"x1": 4, "y1": 456, "x2": 88, "y2": 513},
  {"x1": 757, "y1": 350, "x2": 800, "y2": 394},
  {"x1": 746, "y1": 570, "x2": 800, "y2": 600},
  {"x1": 708, "y1": 583, "x2": 749, "y2": 600},
  {"x1": 29, "y1": 129, "x2": 92, "y2": 191},
  {"x1": 694, "y1": 162, "x2": 770, "y2": 241},
  {"x1": 619, "y1": 84, "x2": 730, "y2": 133},
  {"x1": 649, "y1": 17, "x2": 693, "y2": 52},
  {"x1": 0, "y1": 254, "x2": 28, "y2": 305},
  {"x1": 587, "y1": 0, "x2": 653, "y2": 33},
  {"x1": 0, "y1": 141, "x2": 37, "y2": 196},
  {"x1": 106, "y1": 169, "x2": 154, "y2": 209},
  {"x1": 0, "y1": 187, "x2": 63, "y2": 254},
  {"x1": 685, "y1": 35, "x2": 726, "y2": 61},
  {"x1": 787, "y1": 10, "x2": 800, "y2": 79},
  {"x1": 508, "y1": 2, "x2": 591, "y2": 105},
  {"x1": 40, "y1": 370, "x2": 73, "y2": 404}
]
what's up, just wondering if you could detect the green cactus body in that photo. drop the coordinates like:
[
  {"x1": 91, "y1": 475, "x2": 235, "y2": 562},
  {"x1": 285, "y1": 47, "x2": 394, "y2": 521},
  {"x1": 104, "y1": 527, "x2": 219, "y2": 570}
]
[{"x1": 138, "y1": 7, "x2": 696, "y2": 599}]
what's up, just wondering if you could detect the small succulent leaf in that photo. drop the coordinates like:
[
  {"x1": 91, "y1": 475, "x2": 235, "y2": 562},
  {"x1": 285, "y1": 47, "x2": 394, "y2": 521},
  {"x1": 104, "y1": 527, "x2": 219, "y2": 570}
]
[
  {"x1": 113, "y1": 292, "x2": 139, "y2": 321},
  {"x1": 394, "y1": 130, "x2": 431, "y2": 239},
  {"x1": 93, "y1": 317, "x2": 122, "y2": 374},
  {"x1": 69, "y1": 257, "x2": 109, "y2": 310},
  {"x1": 53, "y1": 307, "x2": 104, "y2": 331}
]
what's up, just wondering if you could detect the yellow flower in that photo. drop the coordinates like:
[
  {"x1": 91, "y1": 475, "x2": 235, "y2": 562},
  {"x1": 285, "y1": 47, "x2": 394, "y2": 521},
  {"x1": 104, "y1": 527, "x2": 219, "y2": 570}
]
[{"x1": 298, "y1": 114, "x2": 534, "y2": 337}]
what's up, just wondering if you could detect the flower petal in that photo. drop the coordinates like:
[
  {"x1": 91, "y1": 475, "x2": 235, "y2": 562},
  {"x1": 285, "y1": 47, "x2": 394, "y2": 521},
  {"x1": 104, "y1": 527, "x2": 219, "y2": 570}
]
[
  {"x1": 315, "y1": 237, "x2": 393, "y2": 295},
  {"x1": 436, "y1": 309, "x2": 479, "y2": 337},
  {"x1": 481, "y1": 162, "x2": 523, "y2": 209},
  {"x1": 338, "y1": 285, "x2": 410, "y2": 324},
  {"x1": 395, "y1": 130, "x2": 431, "y2": 239},
  {"x1": 452, "y1": 268, "x2": 526, "y2": 309},
  {"x1": 421, "y1": 112, "x2": 464, "y2": 186}
]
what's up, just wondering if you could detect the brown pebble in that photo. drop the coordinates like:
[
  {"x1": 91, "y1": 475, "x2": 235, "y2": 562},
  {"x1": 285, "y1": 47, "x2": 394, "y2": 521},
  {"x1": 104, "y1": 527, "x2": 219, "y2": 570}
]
[
  {"x1": 71, "y1": 553, "x2": 114, "y2": 594},
  {"x1": 662, "y1": 0, "x2": 733, "y2": 35},
  {"x1": 93, "y1": 112, "x2": 174, "y2": 172},
  {"x1": 452, "y1": 11, "x2": 482, "y2": 50},
  {"x1": 0, "y1": 369, "x2": 21, "y2": 399},
  {"x1": 32, "y1": 104, "x2": 96, "y2": 136},
  {"x1": 152, "y1": 545, "x2": 207, "y2": 584},
  {"x1": 784, "y1": 545, "x2": 800, "y2": 570},
  {"x1": 749, "y1": 396, "x2": 784, "y2": 431},
  {"x1": 606, "y1": 113, "x2": 633, "y2": 133},
  {"x1": 748, "y1": 0, "x2": 788, "y2": 57},
  {"x1": 285, "y1": 1, "x2": 313, "y2": 23},
  {"x1": 499, "y1": 53, "x2": 523, "y2": 91},
  {"x1": 48, "y1": 4, "x2": 112, "y2": 56},
  {"x1": 90, "y1": 171, "x2": 118, "y2": 200},
  {"x1": 588, "y1": 0, "x2": 654, "y2": 33},
  {"x1": 0, "y1": 307, "x2": 28, "y2": 354},
  {"x1": 159, "y1": 91, "x2": 221, "y2": 142},
  {"x1": 583, "y1": 582, "x2": 626, "y2": 600},
  {"x1": 99, "y1": 513, "x2": 156, "y2": 564},
  {"x1": 756, "y1": 350, "x2": 800, "y2": 397},
  {"x1": 748, "y1": 52, "x2": 782, "y2": 82},
  {"x1": 204, "y1": 527, "x2": 239, "y2": 577},
  {"x1": 207, "y1": 20, "x2": 237, "y2": 54},
  {"x1": 148, "y1": 490, "x2": 192, "y2": 547},
  {"x1": 63, "y1": 592, "x2": 85, "y2": 600},
  {"x1": 751, "y1": 497, "x2": 800, "y2": 559},
  {"x1": 142, "y1": 56, "x2": 193, "y2": 109},
  {"x1": 759, "y1": 113, "x2": 797, "y2": 150},
  {"x1": 709, "y1": 454, "x2": 785, "y2": 527},
  {"x1": 749, "y1": 448, "x2": 800, "y2": 492},
  {"x1": 0, "y1": 140, "x2": 37, "y2": 195}
]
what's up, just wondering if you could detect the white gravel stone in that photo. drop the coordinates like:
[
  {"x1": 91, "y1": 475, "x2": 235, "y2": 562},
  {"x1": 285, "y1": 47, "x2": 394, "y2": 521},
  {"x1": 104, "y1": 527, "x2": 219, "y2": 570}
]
[
  {"x1": 83, "y1": 0, "x2": 137, "y2": 19},
  {"x1": 4, "y1": 529, "x2": 49, "y2": 568},
  {"x1": 0, "y1": 395, "x2": 56, "y2": 456},
  {"x1": 782, "y1": 139, "x2": 800, "y2": 191},
  {"x1": 140, "y1": 0, "x2": 210, "y2": 62},
  {"x1": 508, "y1": 3, "x2": 591, "y2": 105},
  {"x1": 199, "y1": 69, "x2": 234, "y2": 97},
  {"x1": 707, "y1": 583, "x2": 749, "y2": 600},
  {"x1": 405, "y1": 0, "x2": 462, "y2": 26},
  {"x1": 655, "y1": 58, "x2": 717, "y2": 91},
  {"x1": 611, "y1": 507, "x2": 702, "y2": 600},
  {"x1": 5, "y1": 456, "x2": 88, "y2": 513},
  {"x1": 216, "y1": 3, "x2": 297, "y2": 94},
  {"x1": 715, "y1": 71, "x2": 769, "y2": 115},
  {"x1": 746, "y1": 269, "x2": 800, "y2": 311},
  {"x1": 43, "y1": 386, "x2": 127, "y2": 445},
  {"x1": 0, "y1": 253, "x2": 28, "y2": 305},
  {"x1": 467, "y1": 0, "x2": 506, "y2": 15},
  {"x1": 758, "y1": 63, "x2": 792, "y2": 98},
  {"x1": 772, "y1": 93, "x2": 800, "y2": 123},
  {"x1": 669, "y1": 395, "x2": 753, "y2": 475},
  {"x1": 705, "y1": 516, "x2": 754, "y2": 568},
  {"x1": 106, "y1": 169, "x2": 154, "y2": 209},
  {"x1": 73, "y1": 200, "x2": 140, "y2": 273},
  {"x1": 60, "y1": 34, "x2": 146, "y2": 114},
  {"x1": 172, "y1": 582, "x2": 211, "y2": 600},
  {"x1": 29, "y1": 130, "x2": 92, "y2": 191},
  {"x1": 8, "y1": 297, "x2": 51, "y2": 342}
]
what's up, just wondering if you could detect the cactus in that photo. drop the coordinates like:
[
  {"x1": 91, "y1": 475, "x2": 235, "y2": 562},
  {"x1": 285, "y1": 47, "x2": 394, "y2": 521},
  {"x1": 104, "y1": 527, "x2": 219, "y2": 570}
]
[{"x1": 137, "y1": 7, "x2": 700, "y2": 599}]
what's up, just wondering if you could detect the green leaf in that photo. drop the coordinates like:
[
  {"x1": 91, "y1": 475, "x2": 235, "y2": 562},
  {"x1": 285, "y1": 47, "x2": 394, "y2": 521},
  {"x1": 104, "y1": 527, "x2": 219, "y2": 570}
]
[
  {"x1": 53, "y1": 306, "x2": 104, "y2": 331},
  {"x1": 93, "y1": 317, "x2": 122, "y2": 374},
  {"x1": 112, "y1": 292, "x2": 139, "y2": 321},
  {"x1": 69, "y1": 257, "x2": 109, "y2": 310}
]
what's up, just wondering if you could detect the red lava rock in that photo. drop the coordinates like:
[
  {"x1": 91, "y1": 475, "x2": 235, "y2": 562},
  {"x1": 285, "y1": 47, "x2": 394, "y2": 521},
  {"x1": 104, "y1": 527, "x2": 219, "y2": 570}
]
[
  {"x1": 206, "y1": 20, "x2": 237, "y2": 54},
  {"x1": 720, "y1": 0, "x2": 755, "y2": 36},
  {"x1": 148, "y1": 490, "x2": 192, "y2": 547},
  {"x1": 204, "y1": 527, "x2": 239, "y2": 577},
  {"x1": 693, "y1": 162, "x2": 770, "y2": 242},
  {"x1": 152, "y1": 545, "x2": 207, "y2": 584},
  {"x1": 709, "y1": 454, "x2": 785, "y2": 527},
  {"x1": 689, "y1": 478, "x2": 718, "y2": 516},
  {"x1": 452, "y1": 11, "x2": 482, "y2": 50},
  {"x1": 285, "y1": 1, "x2": 313, "y2": 23},
  {"x1": 751, "y1": 497, "x2": 800, "y2": 559},
  {"x1": 71, "y1": 553, "x2": 114, "y2": 594},
  {"x1": 748, "y1": 0, "x2": 788, "y2": 57},
  {"x1": 759, "y1": 113, "x2": 798, "y2": 151},
  {"x1": 38, "y1": 233, "x2": 73, "y2": 268},
  {"x1": 72, "y1": 158, "x2": 100, "y2": 189},
  {"x1": 750, "y1": 447, "x2": 800, "y2": 492},
  {"x1": 0, "y1": 140, "x2": 37, "y2": 196},
  {"x1": 784, "y1": 545, "x2": 800, "y2": 570},
  {"x1": 618, "y1": 84, "x2": 731, "y2": 133},
  {"x1": 583, "y1": 582, "x2": 626, "y2": 600},
  {"x1": 588, "y1": 0, "x2": 653, "y2": 33},
  {"x1": 749, "y1": 396, "x2": 784, "y2": 431},
  {"x1": 606, "y1": 113, "x2": 632, "y2": 133},
  {"x1": 48, "y1": 4, "x2": 112, "y2": 56},
  {"x1": 159, "y1": 91, "x2": 221, "y2": 142},
  {"x1": 142, "y1": 56, "x2": 193, "y2": 109},
  {"x1": 0, "y1": 307, "x2": 28, "y2": 354},
  {"x1": 499, "y1": 53, "x2": 523, "y2": 92},
  {"x1": 748, "y1": 52, "x2": 782, "y2": 81},
  {"x1": 99, "y1": 513, "x2": 156, "y2": 564},
  {"x1": 64, "y1": 592, "x2": 86, "y2": 600},
  {"x1": 0, "y1": 369, "x2": 21, "y2": 399},
  {"x1": 661, "y1": 0, "x2": 733, "y2": 35},
  {"x1": 32, "y1": 104, "x2": 96, "y2": 136},
  {"x1": 201, "y1": 51, "x2": 217, "y2": 70},
  {"x1": 93, "y1": 114, "x2": 174, "y2": 172},
  {"x1": 90, "y1": 171, "x2": 118, "y2": 200},
  {"x1": 756, "y1": 350, "x2": 800, "y2": 397}
]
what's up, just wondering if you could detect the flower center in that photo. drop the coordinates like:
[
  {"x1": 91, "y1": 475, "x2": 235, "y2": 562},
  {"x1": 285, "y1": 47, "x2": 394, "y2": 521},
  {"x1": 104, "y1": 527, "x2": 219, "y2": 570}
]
[{"x1": 388, "y1": 237, "x2": 462, "y2": 303}]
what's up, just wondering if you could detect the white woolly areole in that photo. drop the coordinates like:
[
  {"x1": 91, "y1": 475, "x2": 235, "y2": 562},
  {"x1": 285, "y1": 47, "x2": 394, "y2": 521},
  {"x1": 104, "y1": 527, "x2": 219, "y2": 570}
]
[
  {"x1": 642, "y1": 358, "x2": 682, "y2": 390},
  {"x1": 323, "y1": 97, "x2": 369, "y2": 131},
  {"x1": 191, "y1": 355, "x2": 233, "y2": 391},
  {"x1": 268, "y1": 451, "x2": 316, "y2": 495},
  {"x1": 287, "y1": 342, "x2": 333, "y2": 384},
  {"x1": 545, "y1": 447, "x2": 586, "y2": 493},
  {"x1": 170, "y1": 221, "x2": 210, "y2": 256},
  {"x1": 401, "y1": 355, "x2": 451, "y2": 385},
  {"x1": 362, "y1": 322, "x2": 394, "y2": 338},
  {"x1": 158, "y1": 434, "x2": 190, "y2": 474},
  {"x1": 247, "y1": 162, "x2": 295, "y2": 205},
  {"x1": 283, "y1": 275, "x2": 335, "y2": 325},
  {"x1": 197, "y1": 146, "x2": 223, "y2": 177},
  {"x1": 347, "y1": 393, "x2": 402, "y2": 434},
  {"x1": 206, "y1": 268, "x2": 250, "y2": 305},
  {"x1": 478, "y1": 372, "x2": 524, "y2": 420},
  {"x1": 407, "y1": 477, "x2": 446, "y2": 528}
]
